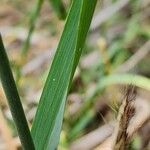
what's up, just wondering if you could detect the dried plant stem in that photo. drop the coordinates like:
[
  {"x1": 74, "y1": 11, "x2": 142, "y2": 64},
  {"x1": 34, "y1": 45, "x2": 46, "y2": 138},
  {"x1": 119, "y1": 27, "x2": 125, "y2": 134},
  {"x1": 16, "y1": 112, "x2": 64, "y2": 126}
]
[
  {"x1": 95, "y1": 96, "x2": 150, "y2": 150},
  {"x1": 113, "y1": 85, "x2": 136, "y2": 150}
]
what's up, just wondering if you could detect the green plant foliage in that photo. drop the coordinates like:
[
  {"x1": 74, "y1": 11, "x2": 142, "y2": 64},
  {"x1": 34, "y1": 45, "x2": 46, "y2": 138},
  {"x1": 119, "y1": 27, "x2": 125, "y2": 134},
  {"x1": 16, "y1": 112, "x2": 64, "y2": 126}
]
[
  {"x1": 22, "y1": 0, "x2": 67, "y2": 55},
  {"x1": 31, "y1": 0, "x2": 97, "y2": 150},
  {"x1": 84, "y1": 73, "x2": 150, "y2": 112},
  {"x1": 22, "y1": 0, "x2": 44, "y2": 55},
  {"x1": 50, "y1": 0, "x2": 67, "y2": 19},
  {"x1": 0, "y1": 35, "x2": 35, "y2": 150},
  {"x1": 69, "y1": 73, "x2": 150, "y2": 140},
  {"x1": 99, "y1": 74, "x2": 150, "y2": 90}
]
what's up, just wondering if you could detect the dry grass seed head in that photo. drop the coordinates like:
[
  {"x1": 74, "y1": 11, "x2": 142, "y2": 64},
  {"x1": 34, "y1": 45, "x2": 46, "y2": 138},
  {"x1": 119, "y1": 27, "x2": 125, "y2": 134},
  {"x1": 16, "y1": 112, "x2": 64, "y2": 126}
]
[{"x1": 113, "y1": 85, "x2": 136, "y2": 150}]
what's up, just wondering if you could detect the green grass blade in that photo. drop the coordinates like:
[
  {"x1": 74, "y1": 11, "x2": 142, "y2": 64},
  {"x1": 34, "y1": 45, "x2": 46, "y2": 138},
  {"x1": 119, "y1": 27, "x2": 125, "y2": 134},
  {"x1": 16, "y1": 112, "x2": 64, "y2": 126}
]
[
  {"x1": 69, "y1": 109, "x2": 94, "y2": 140},
  {"x1": 99, "y1": 74, "x2": 150, "y2": 90},
  {"x1": 70, "y1": 74, "x2": 150, "y2": 139},
  {"x1": 49, "y1": 0, "x2": 67, "y2": 19},
  {"x1": 71, "y1": 0, "x2": 98, "y2": 78},
  {"x1": 22, "y1": 0, "x2": 44, "y2": 55},
  {"x1": 31, "y1": 0, "x2": 97, "y2": 149},
  {"x1": 22, "y1": 0, "x2": 66, "y2": 55},
  {"x1": 0, "y1": 35, "x2": 35, "y2": 150},
  {"x1": 84, "y1": 73, "x2": 150, "y2": 114}
]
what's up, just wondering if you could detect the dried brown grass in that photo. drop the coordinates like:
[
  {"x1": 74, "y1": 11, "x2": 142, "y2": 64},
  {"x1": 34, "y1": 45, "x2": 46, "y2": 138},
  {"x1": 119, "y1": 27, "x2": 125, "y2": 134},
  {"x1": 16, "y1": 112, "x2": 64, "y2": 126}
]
[
  {"x1": 95, "y1": 86, "x2": 150, "y2": 150},
  {"x1": 112, "y1": 85, "x2": 136, "y2": 150}
]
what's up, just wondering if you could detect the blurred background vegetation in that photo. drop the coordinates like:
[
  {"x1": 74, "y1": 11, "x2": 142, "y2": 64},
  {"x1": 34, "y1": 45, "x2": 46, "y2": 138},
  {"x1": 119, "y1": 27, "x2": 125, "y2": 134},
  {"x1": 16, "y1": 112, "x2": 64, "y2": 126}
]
[{"x1": 0, "y1": 0, "x2": 150, "y2": 149}]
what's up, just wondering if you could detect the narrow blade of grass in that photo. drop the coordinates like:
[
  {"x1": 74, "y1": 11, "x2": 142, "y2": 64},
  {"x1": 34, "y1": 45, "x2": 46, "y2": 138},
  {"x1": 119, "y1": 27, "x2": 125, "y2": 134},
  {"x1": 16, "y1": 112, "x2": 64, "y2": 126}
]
[
  {"x1": 86, "y1": 73, "x2": 150, "y2": 115},
  {"x1": 22, "y1": 0, "x2": 66, "y2": 55},
  {"x1": 22, "y1": 0, "x2": 44, "y2": 55},
  {"x1": 31, "y1": 0, "x2": 97, "y2": 149},
  {"x1": 49, "y1": 0, "x2": 67, "y2": 20},
  {"x1": 99, "y1": 74, "x2": 150, "y2": 90},
  {"x1": 85, "y1": 73, "x2": 150, "y2": 112},
  {"x1": 69, "y1": 109, "x2": 95, "y2": 140},
  {"x1": 70, "y1": 74, "x2": 150, "y2": 140},
  {"x1": 0, "y1": 34, "x2": 35, "y2": 150}
]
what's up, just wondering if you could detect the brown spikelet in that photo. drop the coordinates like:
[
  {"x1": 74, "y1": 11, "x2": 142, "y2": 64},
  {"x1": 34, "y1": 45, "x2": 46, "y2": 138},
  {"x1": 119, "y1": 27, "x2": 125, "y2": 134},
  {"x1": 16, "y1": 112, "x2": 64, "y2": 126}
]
[{"x1": 113, "y1": 85, "x2": 136, "y2": 150}]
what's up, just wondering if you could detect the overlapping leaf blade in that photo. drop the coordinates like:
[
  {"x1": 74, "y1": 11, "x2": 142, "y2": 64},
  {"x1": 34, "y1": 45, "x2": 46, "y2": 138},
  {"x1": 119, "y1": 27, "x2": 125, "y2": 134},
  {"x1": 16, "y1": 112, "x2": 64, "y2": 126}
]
[{"x1": 31, "y1": 0, "x2": 97, "y2": 150}]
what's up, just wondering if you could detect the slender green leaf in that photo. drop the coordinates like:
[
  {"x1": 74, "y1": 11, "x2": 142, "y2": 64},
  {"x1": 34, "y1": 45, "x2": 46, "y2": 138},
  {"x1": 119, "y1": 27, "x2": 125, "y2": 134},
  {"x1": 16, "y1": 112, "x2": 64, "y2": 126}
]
[
  {"x1": 22, "y1": 0, "x2": 44, "y2": 55},
  {"x1": 70, "y1": 74, "x2": 150, "y2": 139},
  {"x1": 83, "y1": 73, "x2": 150, "y2": 115},
  {"x1": 69, "y1": 109, "x2": 94, "y2": 140},
  {"x1": 99, "y1": 74, "x2": 150, "y2": 90},
  {"x1": 0, "y1": 35, "x2": 35, "y2": 150},
  {"x1": 31, "y1": 0, "x2": 97, "y2": 149},
  {"x1": 49, "y1": 0, "x2": 67, "y2": 19}
]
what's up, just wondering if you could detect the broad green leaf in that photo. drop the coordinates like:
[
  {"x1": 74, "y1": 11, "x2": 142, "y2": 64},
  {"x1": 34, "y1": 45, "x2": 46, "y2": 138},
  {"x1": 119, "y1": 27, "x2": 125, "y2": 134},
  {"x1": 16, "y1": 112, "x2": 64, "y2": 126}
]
[{"x1": 31, "y1": 0, "x2": 97, "y2": 150}]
